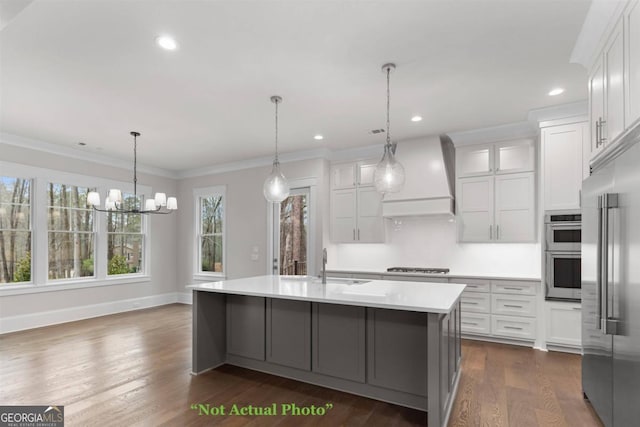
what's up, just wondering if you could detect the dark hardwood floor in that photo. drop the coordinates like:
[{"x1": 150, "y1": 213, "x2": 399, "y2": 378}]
[{"x1": 0, "y1": 304, "x2": 603, "y2": 426}]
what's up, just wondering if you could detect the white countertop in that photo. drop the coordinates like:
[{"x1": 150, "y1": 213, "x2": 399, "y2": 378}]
[
  {"x1": 326, "y1": 269, "x2": 541, "y2": 282},
  {"x1": 187, "y1": 275, "x2": 465, "y2": 314}
]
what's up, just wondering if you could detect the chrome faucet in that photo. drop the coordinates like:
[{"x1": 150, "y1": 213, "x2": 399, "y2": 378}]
[{"x1": 322, "y1": 248, "x2": 327, "y2": 284}]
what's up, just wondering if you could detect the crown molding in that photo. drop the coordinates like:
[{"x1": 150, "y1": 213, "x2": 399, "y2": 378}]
[
  {"x1": 447, "y1": 121, "x2": 538, "y2": 147},
  {"x1": 0, "y1": 132, "x2": 179, "y2": 179},
  {"x1": 176, "y1": 147, "x2": 332, "y2": 179},
  {"x1": 527, "y1": 100, "x2": 588, "y2": 124},
  {"x1": 570, "y1": 0, "x2": 627, "y2": 68}
]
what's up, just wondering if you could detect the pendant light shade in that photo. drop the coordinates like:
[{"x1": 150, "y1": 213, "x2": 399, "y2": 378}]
[
  {"x1": 374, "y1": 143, "x2": 405, "y2": 193},
  {"x1": 263, "y1": 95, "x2": 290, "y2": 203},
  {"x1": 374, "y1": 63, "x2": 406, "y2": 194}
]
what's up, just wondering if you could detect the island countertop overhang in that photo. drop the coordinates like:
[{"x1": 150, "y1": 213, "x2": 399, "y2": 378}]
[{"x1": 187, "y1": 275, "x2": 465, "y2": 314}]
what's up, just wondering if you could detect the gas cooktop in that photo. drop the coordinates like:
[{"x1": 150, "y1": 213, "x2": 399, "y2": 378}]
[{"x1": 386, "y1": 267, "x2": 450, "y2": 274}]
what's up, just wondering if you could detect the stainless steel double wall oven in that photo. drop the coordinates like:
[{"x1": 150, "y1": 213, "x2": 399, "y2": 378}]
[{"x1": 544, "y1": 210, "x2": 581, "y2": 301}]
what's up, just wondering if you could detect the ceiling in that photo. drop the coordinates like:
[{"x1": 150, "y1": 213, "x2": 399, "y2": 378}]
[{"x1": 1, "y1": 0, "x2": 591, "y2": 173}]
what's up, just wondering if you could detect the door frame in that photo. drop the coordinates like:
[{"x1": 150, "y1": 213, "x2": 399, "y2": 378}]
[{"x1": 266, "y1": 177, "x2": 317, "y2": 276}]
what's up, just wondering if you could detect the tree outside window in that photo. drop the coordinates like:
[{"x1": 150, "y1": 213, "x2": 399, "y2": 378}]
[
  {"x1": 0, "y1": 176, "x2": 31, "y2": 283},
  {"x1": 107, "y1": 193, "x2": 143, "y2": 275},
  {"x1": 199, "y1": 194, "x2": 224, "y2": 273},
  {"x1": 47, "y1": 182, "x2": 95, "y2": 280}
]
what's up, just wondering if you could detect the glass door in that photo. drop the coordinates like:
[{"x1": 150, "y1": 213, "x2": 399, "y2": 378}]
[{"x1": 271, "y1": 187, "x2": 310, "y2": 276}]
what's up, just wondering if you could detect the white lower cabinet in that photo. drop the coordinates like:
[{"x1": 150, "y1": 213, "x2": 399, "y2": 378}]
[
  {"x1": 460, "y1": 313, "x2": 490, "y2": 335},
  {"x1": 491, "y1": 315, "x2": 536, "y2": 340},
  {"x1": 545, "y1": 301, "x2": 582, "y2": 350}
]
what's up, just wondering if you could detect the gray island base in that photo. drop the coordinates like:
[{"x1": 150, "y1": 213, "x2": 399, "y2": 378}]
[{"x1": 189, "y1": 275, "x2": 464, "y2": 427}]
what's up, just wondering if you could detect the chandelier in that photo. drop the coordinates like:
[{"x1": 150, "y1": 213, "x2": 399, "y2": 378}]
[{"x1": 87, "y1": 131, "x2": 177, "y2": 214}]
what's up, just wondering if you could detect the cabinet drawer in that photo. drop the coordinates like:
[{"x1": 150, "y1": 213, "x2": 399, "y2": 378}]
[
  {"x1": 455, "y1": 278, "x2": 491, "y2": 293},
  {"x1": 460, "y1": 313, "x2": 490, "y2": 335},
  {"x1": 460, "y1": 292, "x2": 490, "y2": 313},
  {"x1": 491, "y1": 315, "x2": 536, "y2": 340},
  {"x1": 491, "y1": 280, "x2": 537, "y2": 295},
  {"x1": 491, "y1": 294, "x2": 536, "y2": 317}
]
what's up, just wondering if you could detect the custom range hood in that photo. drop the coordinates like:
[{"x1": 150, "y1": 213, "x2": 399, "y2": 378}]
[{"x1": 381, "y1": 135, "x2": 455, "y2": 217}]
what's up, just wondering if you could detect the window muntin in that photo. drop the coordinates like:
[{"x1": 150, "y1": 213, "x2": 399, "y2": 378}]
[
  {"x1": 0, "y1": 176, "x2": 32, "y2": 284},
  {"x1": 47, "y1": 183, "x2": 95, "y2": 280},
  {"x1": 107, "y1": 193, "x2": 144, "y2": 275},
  {"x1": 198, "y1": 194, "x2": 224, "y2": 274}
]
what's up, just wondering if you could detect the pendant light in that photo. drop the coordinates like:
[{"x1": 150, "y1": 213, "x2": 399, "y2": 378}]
[
  {"x1": 373, "y1": 63, "x2": 405, "y2": 194},
  {"x1": 263, "y1": 95, "x2": 290, "y2": 203}
]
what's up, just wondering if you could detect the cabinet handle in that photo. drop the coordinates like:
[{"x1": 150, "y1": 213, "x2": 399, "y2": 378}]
[
  {"x1": 496, "y1": 225, "x2": 500, "y2": 240},
  {"x1": 353, "y1": 229, "x2": 356, "y2": 240},
  {"x1": 489, "y1": 225, "x2": 492, "y2": 240},
  {"x1": 467, "y1": 285, "x2": 478, "y2": 288},
  {"x1": 504, "y1": 304, "x2": 524, "y2": 308},
  {"x1": 504, "y1": 287, "x2": 523, "y2": 291},
  {"x1": 600, "y1": 118, "x2": 607, "y2": 144},
  {"x1": 573, "y1": 307, "x2": 582, "y2": 311},
  {"x1": 463, "y1": 301, "x2": 479, "y2": 305},
  {"x1": 595, "y1": 119, "x2": 601, "y2": 147},
  {"x1": 462, "y1": 322, "x2": 478, "y2": 326},
  {"x1": 504, "y1": 326, "x2": 523, "y2": 330}
]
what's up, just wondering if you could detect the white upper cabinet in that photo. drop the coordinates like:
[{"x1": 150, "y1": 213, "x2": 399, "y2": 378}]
[
  {"x1": 494, "y1": 173, "x2": 535, "y2": 242},
  {"x1": 456, "y1": 145, "x2": 493, "y2": 177},
  {"x1": 626, "y1": 0, "x2": 640, "y2": 127},
  {"x1": 330, "y1": 160, "x2": 384, "y2": 243},
  {"x1": 587, "y1": 0, "x2": 640, "y2": 161},
  {"x1": 331, "y1": 160, "x2": 377, "y2": 189},
  {"x1": 542, "y1": 122, "x2": 588, "y2": 211},
  {"x1": 457, "y1": 176, "x2": 494, "y2": 242},
  {"x1": 604, "y1": 17, "x2": 626, "y2": 145},
  {"x1": 331, "y1": 163, "x2": 357, "y2": 189},
  {"x1": 456, "y1": 139, "x2": 534, "y2": 178},
  {"x1": 495, "y1": 140, "x2": 535, "y2": 174},
  {"x1": 589, "y1": 58, "x2": 606, "y2": 157}
]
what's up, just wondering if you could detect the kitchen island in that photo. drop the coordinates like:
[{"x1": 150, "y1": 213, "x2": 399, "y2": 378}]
[{"x1": 188, "y1": 275, "x2": 465, "y2": 427}]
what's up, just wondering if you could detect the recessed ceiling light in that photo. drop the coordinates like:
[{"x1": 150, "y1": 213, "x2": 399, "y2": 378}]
[
  {"x1": 313, "y1": 134, "x2": 324, "y2": 140},
  {"x1": 156, "y1": 35, "x2": 178, "y2": 51},
  {"x1": 77, "y1": 142, "x2": 86, "y2": 146},
  {"x1": 548, "y1": 88, "x2": 564, "y2": 96},
  {"x1": 411, "y1": 115, "x2": 423, "y2": 122}
]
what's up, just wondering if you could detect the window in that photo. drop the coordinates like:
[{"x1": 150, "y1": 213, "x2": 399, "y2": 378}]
[
  {"x1": 47, "y1": 182, "x2": 95, "y2": 280},
  {"x1": 107, "y1": 193, "x2": 144, "y2": 275},
  {"x1": 0, "y1": 176, "x2": 32, "y2": 284},
  {"x1": 196, "y1": 187, "x2": 225, "y2": 275},
  {"x1": 278, "y1": 190, "x2": 309, "y2": 275}
]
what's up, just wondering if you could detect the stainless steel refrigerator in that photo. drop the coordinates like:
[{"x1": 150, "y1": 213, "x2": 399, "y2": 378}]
[{"x1": 582, "y1": 124, "x2": 640, "y2": 427}]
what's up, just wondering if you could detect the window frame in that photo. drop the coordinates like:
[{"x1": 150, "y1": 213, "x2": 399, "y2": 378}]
[
  {"x1": 193, "y1": 185, "x2": 226, "y2": 280},
  {"x1": 0, "y1": 160, "x2": 152, "y2": 295},
  {"x1": 0, "y1": 175, "x2": 33, "y2": 285}
]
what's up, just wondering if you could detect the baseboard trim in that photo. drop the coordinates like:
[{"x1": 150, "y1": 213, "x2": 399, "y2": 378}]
[
  {"x1": 0, "y1": 292, "x2": 184, "y2": 334},
  {"x1": 176, "y1": 292, "x2": 192, "y2": 305}
]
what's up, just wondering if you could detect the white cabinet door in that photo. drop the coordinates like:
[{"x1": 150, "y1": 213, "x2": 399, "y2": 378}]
[
  {"x1": 357, "y1": 162, "x2": 377, "y2": 187},
  {"x1": 589, "y1": 58, "x2": 606, "y2": 157},
  {"x1": 495, "y1": 139, "x2": 535, "y2": 174},
  {"x1": 626, "y1": 0, "x2": 640, "y2": 127},
  {"x1": 457, "y1": 176, "x2": 494, "y2": 242},
  {"x1": 456, "y1": 144, "x2": 493, "y2": 177},
  {"x1": 604, "y1": 17, "x2": 626, "y2": 145},
  {"x1": 331, "y1": 189, "x2": 357, "y2": 242},
  {"x1": 542, "y1": 123, "x2": 585, "y2": 210},
  {"x1": 331, "y1": 163, "x2": 356, "y2": 189},
  {"x1": 356, "y1": 187, "x2": 384, "y2": 243},
  {"x1": 494, "y1": 172, "x2": 535, "y2": 242},
  {"x1": 545, "y1": 302, "x2": 582, "y2": 348}
]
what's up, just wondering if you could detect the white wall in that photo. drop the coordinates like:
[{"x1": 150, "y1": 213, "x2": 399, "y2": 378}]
[
  {"x1": 327, "y1": 216, "x2": 541, "y2": 278},
  {"x1": 176, "y1": 158, "x2": 330, "y2": 294},
  {"x1": 0, "y1": 142, "x2": 178, "y2": 328}
]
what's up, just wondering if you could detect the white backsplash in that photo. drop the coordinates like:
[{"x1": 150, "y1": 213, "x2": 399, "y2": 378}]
[{"x1": 327, "y1": 216, "x2": 541, "y2": 278}]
